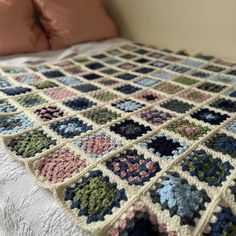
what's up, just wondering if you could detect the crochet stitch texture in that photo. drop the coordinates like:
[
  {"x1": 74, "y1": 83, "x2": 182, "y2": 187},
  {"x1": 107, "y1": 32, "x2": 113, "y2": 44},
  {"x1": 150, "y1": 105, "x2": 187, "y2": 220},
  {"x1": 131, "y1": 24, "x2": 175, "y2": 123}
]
[{"x1": 1, "y1": 42, "x2": 236, "y2": 236}]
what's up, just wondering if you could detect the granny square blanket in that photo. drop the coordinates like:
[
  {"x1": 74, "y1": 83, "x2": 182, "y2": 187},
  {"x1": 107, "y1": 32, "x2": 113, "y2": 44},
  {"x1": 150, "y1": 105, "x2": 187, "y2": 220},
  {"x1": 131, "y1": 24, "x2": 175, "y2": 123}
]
[{"x1": 1, "y1": 42, "x2": 236, "y2": 236}]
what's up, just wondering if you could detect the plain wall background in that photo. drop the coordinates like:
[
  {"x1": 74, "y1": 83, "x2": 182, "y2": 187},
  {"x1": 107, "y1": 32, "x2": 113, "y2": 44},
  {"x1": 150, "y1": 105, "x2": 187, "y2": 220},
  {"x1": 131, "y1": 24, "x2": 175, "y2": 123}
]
[{"x1": 104, "y1": 0, "x2": 236, "y2": 61}]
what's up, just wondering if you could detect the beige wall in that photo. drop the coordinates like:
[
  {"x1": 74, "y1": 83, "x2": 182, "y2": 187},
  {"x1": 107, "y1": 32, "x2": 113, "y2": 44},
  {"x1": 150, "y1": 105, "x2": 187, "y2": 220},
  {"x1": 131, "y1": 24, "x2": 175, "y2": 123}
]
[{"x1": 104, "y1": 0, "x2": 236, "y2": 61}]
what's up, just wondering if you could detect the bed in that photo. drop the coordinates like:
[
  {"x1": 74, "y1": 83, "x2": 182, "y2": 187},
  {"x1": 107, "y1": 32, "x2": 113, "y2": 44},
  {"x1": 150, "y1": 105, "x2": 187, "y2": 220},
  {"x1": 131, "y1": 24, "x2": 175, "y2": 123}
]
[
  {"x1": 0, "y1": 37, "x2": 236, "y2": 236},
  {"x1": 0, "y1": 38, "x2": 127, "y2": 236}
]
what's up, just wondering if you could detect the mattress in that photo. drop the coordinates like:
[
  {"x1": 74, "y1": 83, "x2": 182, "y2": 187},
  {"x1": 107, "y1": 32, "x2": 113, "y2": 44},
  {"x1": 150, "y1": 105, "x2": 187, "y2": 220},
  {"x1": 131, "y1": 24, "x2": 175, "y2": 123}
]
[{"x1": 0, "y1": 37, "x2": 236, "y2": 236}]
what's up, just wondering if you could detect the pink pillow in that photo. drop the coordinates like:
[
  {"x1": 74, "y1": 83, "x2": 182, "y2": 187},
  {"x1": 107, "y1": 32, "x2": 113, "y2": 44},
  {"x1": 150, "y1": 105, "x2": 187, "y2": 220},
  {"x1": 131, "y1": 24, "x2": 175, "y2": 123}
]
[
  {"x1": 0, "y1": 0, "x2": 49, "y2": 56},
  {"x1": 33, "y1": 0, "x2": 119, "y2": 50}
]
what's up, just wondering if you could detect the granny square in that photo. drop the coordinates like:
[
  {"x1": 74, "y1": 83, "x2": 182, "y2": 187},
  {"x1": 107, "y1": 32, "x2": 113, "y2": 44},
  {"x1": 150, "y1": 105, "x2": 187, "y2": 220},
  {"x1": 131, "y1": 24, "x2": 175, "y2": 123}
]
[
  {"x1": 63, "y1": 66, "x2": 85, "y2": 75},
  {"x1": 140, "y1": 133, "x2": 188, "y2": 160},
  {"x1": 74, "y1": 131, "x2": 123, "y2": 159},
  {"x1": 43, "y1": 87, "x2": 77, "y2": 101},
  {"x1": 212, "y1": 75, "x2": 236, "y2": 84},
  {"x1": 2, "y1": 66, "x2": 28, "y2": 74},
  {"x1": 33, "y1": 147, "x2": 87, "y2": 183},
  {"x1": 64, "y1": 170, "x2": 127, "y2": 223},
  {"x1": 55, "y1": 77, "x2": 81, "y2": 86},
  {"x1": 152, "y1": 71, "x2": 175, "y2": 79},
  {"x1": 209, "y1": 98, "x2": 236, "y2": 113},
  {"x1": 34, "y1": 105, "x2": 66, "y2": 121},
  {"x1": 43, "y1": 70, "x2": 65, "y2": 78},
  {"x1": 112, "y1": 99, "x2": 145, "y2": 112},
  {"x1": 117, "y1": 73, "x2": 137, "y2": 81},
  {"x1": 115, "y1": 84, "x2": 141, "y2": 94},
  {"x1": 135, "y1": 58, "x2": 150, "y2": 64},
  {"x1": 0, "y1": 113, "x2": 34, "y2": 136},
  {"x1": 134, "y1": 67, "x2": 154, "y2": 74},
  {"x1": 91, "y1": 91, "x2": 119, "y2": 102},
  {"x1": 191, "y1": 108, "x2": 229, "y2": 125},
  {"x1": 63, "y1": 97, "x2": 96, "y2": 111},
  {"x1": 180, "y1": 59, "x2": 204, "y2": 67},
  {"x1": 7, "y1": 129, "x2": 56, "y2": 158},
  {"x1": 203, "y1": 64, "x2": 225, "y2": 73},
  {"x1": 137, "y1": 108, "x2": 174, "y2": 125},
  {"x1": 86, "y1": 62, "x2": 105, "y2": 70},
  {"x1": 150, "y1": 60, "x2": 169, "y2": 68},
  {"x1": 97, "y1": 78, "x2": 119, "y2": 87},
  {"x1": 204, "y1": 207, "x2": 236, "y2": 235},
  {"x1": 100, "y1": 68, "x2": 120, "y2": 75},
  {"x1": 34, "y1": 80, "x2": 58, "y2": 90},
  {"x1": 50, "y1": 117, "x2": 93, "y2": 138},
  {"x1": 106, "y1": 149, "x2": 161, "y2": 186},
  {"x1": 83, "y1": 73, "x2": 102, "y2": 80},
  {"x1": 179, "y1": 89, "x2": 212, "y2": 103},
  {"x1": 0, "y1": 77, "x2": 13, "y2": 87},
  {"x1": 160, "y1": 99, "x2": 194, "y2": 113},
  {"x1": 135, "y1": 90, "x2": 166, "y2": 103},
  {"x1": 13, "y1": 74, "x2": 43, "y2": 84},
  {"x1": 226, "y1": 120, "x2": 236, "y2": 134},
  {"x1": 205, "y1": 133, "x2": 236, "y2": 158},
  {"x1": 110, "y1": 119, "x2": 151, "y2": 140},
  {"x1": 181, "y1": 149, "x2": 233, "y2": 186},
  {"x1": 134, "y1": 77, "x2": 160, "y2": 87},
  {"x1": 166, "y1": 119, "x2": 210, "y2": 140},
  {"x1": 150, "y1": 172, "x2": 210, "y2": 225},
  {"x1": 173, "y1": 76, "x2": 199, "y2": 86},
  {"x1": 190, "y1": 70, "x2": 212, "y2": 79},
  {"x1": 109, "y1": 202, "x2": 177, "y2": 236},
  {"x1": 197, "y1": 82, "x2": 226, "y2": 93},
  {"x1": 15, "y1": 93, "x2": 46, "y2": 108},
  {"x1": 0, "y1": 87, "x2": 32, "y2": 96},
  {"x1": 167, "y1": 65, "x2": 190, "y2": 73},
  {"x1": 73, "y1": 83, "x2": 100, "y2": 93},
  {"x1": 83, "y1": 107, "x2": 121, "y2": 125},
  {"x1": 154, "y1": 82, "x2": 184, "y2": 94},
  {"x1": 118, "y1": 62, "x2": 137, "y2": 70},
  {"x1": 0, "y1": 100, "x2": 17, "y2": 113}
]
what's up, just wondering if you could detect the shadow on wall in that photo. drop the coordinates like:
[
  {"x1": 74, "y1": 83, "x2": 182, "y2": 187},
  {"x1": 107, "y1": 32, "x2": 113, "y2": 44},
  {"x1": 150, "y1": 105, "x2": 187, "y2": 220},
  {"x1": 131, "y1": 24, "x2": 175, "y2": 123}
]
[{"x1": 104, "y1": 0, "x2": 236, "y2": 60}]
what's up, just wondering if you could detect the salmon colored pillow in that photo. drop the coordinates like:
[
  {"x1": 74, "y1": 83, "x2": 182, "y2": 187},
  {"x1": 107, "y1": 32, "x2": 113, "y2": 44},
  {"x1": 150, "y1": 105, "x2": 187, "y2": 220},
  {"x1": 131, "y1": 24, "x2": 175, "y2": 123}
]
[
  {"x1": 33, "y1": 0, "x2": 119, "y2": 50},
  {"x1": 0, "y1": 0, "x2": 49, "y2": 56}
]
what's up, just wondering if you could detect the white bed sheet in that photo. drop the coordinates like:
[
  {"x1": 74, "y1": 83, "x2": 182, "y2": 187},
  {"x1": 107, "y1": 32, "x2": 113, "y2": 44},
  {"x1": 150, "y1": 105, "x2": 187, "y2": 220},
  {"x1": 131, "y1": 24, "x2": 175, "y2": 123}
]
[{"x1": 0, "y1": 38, "x2": 129, "y2": 236}]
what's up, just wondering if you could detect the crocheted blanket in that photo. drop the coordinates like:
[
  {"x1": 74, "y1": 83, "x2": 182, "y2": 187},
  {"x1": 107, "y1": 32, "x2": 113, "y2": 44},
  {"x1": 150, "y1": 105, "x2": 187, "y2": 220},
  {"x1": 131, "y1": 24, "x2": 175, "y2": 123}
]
[{"x1": 0, "y1": 43, "x2": 236, "y2": 236}]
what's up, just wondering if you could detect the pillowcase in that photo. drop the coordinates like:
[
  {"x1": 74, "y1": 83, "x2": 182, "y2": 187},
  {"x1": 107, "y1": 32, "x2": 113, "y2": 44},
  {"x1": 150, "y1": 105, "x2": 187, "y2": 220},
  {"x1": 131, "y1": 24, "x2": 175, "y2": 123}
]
[
  {"x1": 33, "y1": 0, "x2": 119, "y2": 49},
  {"x1": 0, "y1": 0, "x2": 49, "y2": 56}
]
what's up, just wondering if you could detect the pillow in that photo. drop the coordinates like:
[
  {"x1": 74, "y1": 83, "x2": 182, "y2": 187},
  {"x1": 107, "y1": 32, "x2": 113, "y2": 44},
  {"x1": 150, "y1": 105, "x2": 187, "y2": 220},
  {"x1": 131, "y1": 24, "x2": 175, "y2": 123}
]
[
  {"x1": 33, "y1": 0, "x2": 119, "y2": 49},
  {"x1": 0, "y1": 0, "x2": 49, "y2": 56}
]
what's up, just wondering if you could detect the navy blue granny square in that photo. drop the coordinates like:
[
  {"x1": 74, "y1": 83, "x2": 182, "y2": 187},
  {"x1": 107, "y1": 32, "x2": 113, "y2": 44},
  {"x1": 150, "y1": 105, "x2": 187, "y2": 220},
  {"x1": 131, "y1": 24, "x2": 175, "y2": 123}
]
[
  {"x1": 82, "y1": 73, "x2": 101, "y2": 80},
  {"x1": 63, "y1": 97, "x2": 96, "y2": 111},
  {"x1": 0, "y1": 87, "x2": 32, "y2": 96},
  {"x1": 140, "y1": 133, "x2": 188, "y2": 161},
  {"x1": 43, "y1": 70, "x2": 65, "y2": 78},
  {"x1": 205, "y1": 133, "x2": 236, "y2": 158},
  {"x1": 115, "y1": 84, "x2": 141, "y2": 94},
  {"x1": 209, "y1": 98, "x2": 236, "y2": 113},
  {"x1": 73, "y1": 83, "x2": 100, "y2": 93},
  {"x1": 110, "y1": 119, "x2": 151, "y2": 140},
  {"x1": 116, "y1": 73, "x2": 137, "y2": 81},
  {"x1": 191, "y1": 108, "x2": 229, "y2": 125},
  {"x1": 161, "y1": 99, "x2": 194, "y2": 113},
  {"x1": 86, "y1": 62, "x2": 105, "y2": 70}
]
